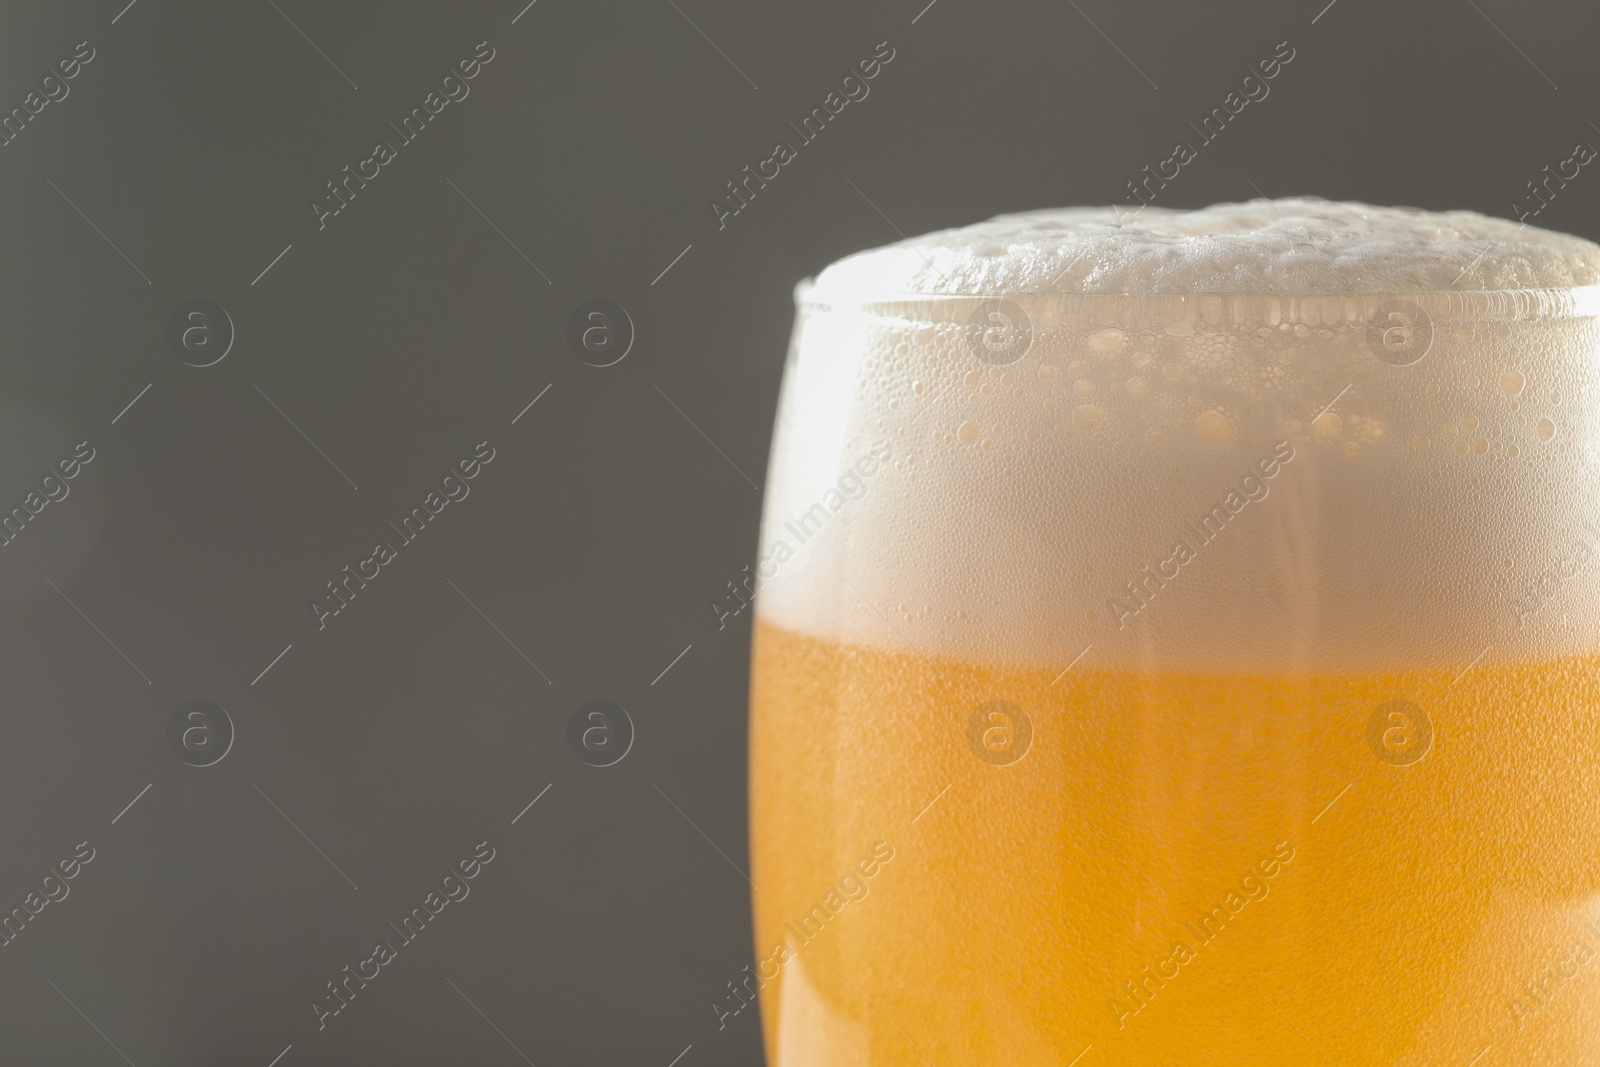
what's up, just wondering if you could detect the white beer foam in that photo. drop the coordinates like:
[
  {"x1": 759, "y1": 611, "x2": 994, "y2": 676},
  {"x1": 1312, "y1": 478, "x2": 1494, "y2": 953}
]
[
  {"x1": 757, "y1": 201, "x2": 1600, "y2": 672},
  {"x1": 807, "y1": 199, "x2": 1600, "y2": 301}
]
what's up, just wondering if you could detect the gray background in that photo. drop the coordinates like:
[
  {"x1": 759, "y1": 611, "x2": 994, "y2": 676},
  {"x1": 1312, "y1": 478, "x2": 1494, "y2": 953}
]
[{"x1": 0, "y1": 0, "x2": 1594, "y2": 1064}]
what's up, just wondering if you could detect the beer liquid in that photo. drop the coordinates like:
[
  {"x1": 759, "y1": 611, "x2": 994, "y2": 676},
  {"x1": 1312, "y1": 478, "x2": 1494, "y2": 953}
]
[{"x1": 752, "y1": 621, "x2": 1600, "y2": 1065}]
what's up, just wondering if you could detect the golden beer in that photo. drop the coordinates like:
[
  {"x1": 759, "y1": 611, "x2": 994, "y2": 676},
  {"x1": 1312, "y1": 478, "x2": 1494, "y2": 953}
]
[{"x1": 749, "y1": 201, "x2": 1600, "y2": 1064}]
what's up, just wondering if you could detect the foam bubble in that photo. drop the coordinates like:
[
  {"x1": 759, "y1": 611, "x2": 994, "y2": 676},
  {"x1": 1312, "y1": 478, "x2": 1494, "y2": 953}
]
[{"x1": 759, "y1": 201, "x2": 1600, "y2": 672}]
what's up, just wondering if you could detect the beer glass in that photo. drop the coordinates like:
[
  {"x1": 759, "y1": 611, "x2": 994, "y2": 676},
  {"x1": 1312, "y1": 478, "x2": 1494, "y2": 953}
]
[{"x1": 748, "y1": 200, "x2": 1600, "y2": 1064}]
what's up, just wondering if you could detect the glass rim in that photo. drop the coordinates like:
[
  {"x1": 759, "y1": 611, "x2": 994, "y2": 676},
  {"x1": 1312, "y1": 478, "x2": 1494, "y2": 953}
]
[{"x1": 794, "y1": 281, "x2": 1600, "y2": 325}]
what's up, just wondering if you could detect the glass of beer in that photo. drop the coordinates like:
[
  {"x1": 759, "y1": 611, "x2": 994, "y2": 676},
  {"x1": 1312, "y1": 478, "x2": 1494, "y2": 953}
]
[{"x1": 748, "y1": 200, "x2": 1600, "y2": 1065}]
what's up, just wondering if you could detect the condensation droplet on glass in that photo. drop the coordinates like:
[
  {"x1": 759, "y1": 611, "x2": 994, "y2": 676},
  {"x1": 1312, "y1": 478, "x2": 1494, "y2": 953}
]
[
  {"x1": 1194, "y1": 410, "x2": 1234, "y2": 444},
  {"x1": 1087, "y1": 328, "x2": 1125, "y2": 353},
  {"x1": 1073, "y1": 405, "x2": 1106, "y2": 429}
]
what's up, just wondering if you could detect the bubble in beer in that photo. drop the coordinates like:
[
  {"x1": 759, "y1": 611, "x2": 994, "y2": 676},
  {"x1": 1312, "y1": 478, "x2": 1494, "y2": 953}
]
[
  {"x1": 967, "y1": 700, "x2": 1032, "y2": 765},
  {"x1": 1366, "y1": 699, "x2": 1433, "y2": 766}
]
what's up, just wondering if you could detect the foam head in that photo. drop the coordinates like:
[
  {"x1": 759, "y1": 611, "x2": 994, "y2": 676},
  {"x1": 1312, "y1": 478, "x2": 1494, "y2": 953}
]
[{"x1": 757, "y1": 200, "x2": 1600, "y2": 673}]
